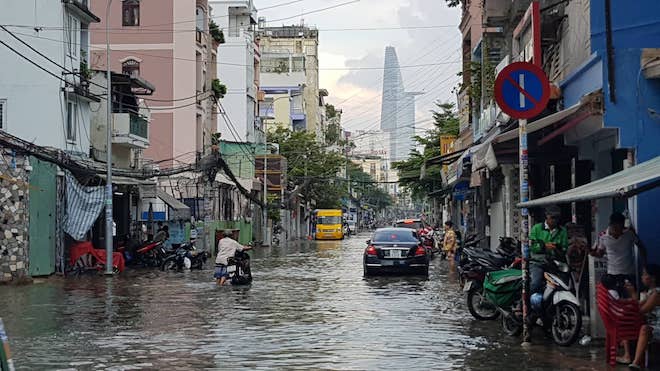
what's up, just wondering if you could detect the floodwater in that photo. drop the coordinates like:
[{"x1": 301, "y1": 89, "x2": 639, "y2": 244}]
[{"x1": 1, "y1": 234, "x2": 608, "y2": 370}]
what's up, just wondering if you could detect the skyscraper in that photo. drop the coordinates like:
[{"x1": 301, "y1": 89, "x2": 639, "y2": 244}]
[{"x1": 380, "y1": 46, "x2": 417, "y2": 162}]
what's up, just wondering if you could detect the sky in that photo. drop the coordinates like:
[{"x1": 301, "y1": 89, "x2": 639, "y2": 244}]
[{"x1": 255, "y1": 0, "x2": 463, "y2": 134}]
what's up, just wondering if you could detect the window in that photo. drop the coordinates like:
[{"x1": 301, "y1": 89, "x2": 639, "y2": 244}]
[
  {"x1": 122, "y1": 58, "x2": 140, "y2": 77},
  {"x1": 66, "y1": 101, "x2": 77, "y2": 142},
  {"x1": 373, "y1": 230, "x2": 418, "y2": 243},
  {"x1": 0, "y1": 99, "x2": 6, "y2": 130},
  {"x1": 66, "y1": 14, "x2": 79, "y2": 57},
  {"x1": 196, "y1": 6, "x2": 206, "y2": 32},
  {"x1": 122, "y1": 0, "x2": 140, "y2": 26}
]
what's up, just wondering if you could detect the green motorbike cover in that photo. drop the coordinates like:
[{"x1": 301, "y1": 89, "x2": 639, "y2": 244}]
[{"x1": 484, "y1": 269, "x2": 523, "y2": 307}]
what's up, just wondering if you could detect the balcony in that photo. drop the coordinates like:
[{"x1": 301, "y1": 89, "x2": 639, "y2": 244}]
[
  {"x1": 62, "y1": 0, "x2": 100, "y2": 24},
  {"x1": 113, "y1": 112, "x2": 148, "y2": 149}
]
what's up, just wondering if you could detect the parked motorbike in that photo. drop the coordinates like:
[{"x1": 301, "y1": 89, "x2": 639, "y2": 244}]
[
  {"x1": 489, "y1": 257, "x2": 582, "y2": 346},
  {"x1": 227, "y1": 250, "x2": 252, "y2": 285},
  {"x1": 462, "y1": 237, "x2": 520, "y2": 320},
  {"x1": 160, "y1": 241, "x2": 209, "y2": 271},
  {"x1": 118, "y1": 240, "x2": 167, "y2": 268}
]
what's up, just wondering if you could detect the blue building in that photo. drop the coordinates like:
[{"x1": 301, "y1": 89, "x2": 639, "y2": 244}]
[{"x1": 591, "y1": 0, "x2": 660, "y2": 262}]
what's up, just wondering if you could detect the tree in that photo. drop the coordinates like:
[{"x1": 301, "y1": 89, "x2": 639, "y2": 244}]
[
  {"x1": 347, "y1": 162, "x2": 393, "y2": 212},
  {"x1": 268, "y1": 127, "x2": 347, "y2": 211},
  {"x1": 393, "y1": 102, "x2": 459, "y2": 200}
]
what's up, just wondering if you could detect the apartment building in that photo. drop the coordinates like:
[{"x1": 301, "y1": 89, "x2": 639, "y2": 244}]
[{"x1": 90, "y1": 0, "x2": 219, "y2": 168}]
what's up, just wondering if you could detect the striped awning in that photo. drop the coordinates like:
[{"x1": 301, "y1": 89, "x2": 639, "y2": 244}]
[{"x1": 64, "y1": 172, "x2": 105, "y2": 241}]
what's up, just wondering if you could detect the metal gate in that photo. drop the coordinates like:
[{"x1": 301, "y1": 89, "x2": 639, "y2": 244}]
[{"x1": 28, "y1": 157, "x2": 56, "y2": 276}]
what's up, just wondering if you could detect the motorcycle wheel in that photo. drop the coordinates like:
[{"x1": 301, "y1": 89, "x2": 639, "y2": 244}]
[
  {"x1": 551, "y1": 302, "x2": 582, "y2": 346},
  {"x1": 467, "y1": 287, "x2": 499, "y2": 320},
  {"x1": 160, "y1": 256, "x2": 179, "y2": 271},
  {"x1": 502, "y1": 313, "x2": 523, "y2": 336}
]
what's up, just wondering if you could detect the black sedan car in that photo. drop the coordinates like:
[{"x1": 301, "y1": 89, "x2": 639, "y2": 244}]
[{"x1": 363, "y1": 228, "x2": 430, "y2": 277}]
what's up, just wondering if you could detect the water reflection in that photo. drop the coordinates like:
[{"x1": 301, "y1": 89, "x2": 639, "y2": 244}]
[{"x1": 0, "y1": 234, "x2": 605, "y2": 370}]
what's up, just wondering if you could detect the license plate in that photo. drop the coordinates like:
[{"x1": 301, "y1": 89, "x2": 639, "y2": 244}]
[
  {"x1": 389, "y1": 250, "x2": 401, "y2": 258},
  {"x1": 463, "y1": 281, "x2": 473, "y2": 292},
  {"x1": 227, "y1": 266, "x2": 236, "y2": 273}
]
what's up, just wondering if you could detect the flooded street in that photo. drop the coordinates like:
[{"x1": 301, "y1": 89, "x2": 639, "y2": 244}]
[{"x1": 1, "y1": 234, "x2": 605, "y2": 370}]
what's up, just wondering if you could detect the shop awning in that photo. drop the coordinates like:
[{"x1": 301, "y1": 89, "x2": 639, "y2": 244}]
[
  {"x1": 518, "y1": 156, "x2": 660, "y2": 207},
  {"x1": 156, "y1": 189, "x2": 191, "y2": 220},
  {"x1": 426, "y1": 148, "x2": 466, "y2": 166},
  {"x1": 493, "y1": 101, "x2": 584, "y2": 144}
]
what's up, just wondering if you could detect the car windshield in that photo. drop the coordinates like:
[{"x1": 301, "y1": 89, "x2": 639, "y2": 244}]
[
  {"x1": 317, "y1": 216, "x2": 341, "y2": 225},
  {"x1": 395, "y1": 221, "x2": 423, "y2": 230},
  {"x1": 373, "y1": 230, "x2": 418, "y2": 243}
]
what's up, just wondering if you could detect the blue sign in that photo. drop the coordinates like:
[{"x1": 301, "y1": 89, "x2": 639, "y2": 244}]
[{"x1": 494, "y1": 62, "x2": 550, "y2": 120}]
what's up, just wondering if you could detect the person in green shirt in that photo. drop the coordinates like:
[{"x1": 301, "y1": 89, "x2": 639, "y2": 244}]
[{"x1": 529, "y1": 205, "x2": 569, "y2": 294}]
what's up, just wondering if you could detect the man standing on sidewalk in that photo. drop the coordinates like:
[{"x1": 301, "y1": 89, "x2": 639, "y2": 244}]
[{"x1": 591, "y1": 212, "x2": 647, "y2": 291}]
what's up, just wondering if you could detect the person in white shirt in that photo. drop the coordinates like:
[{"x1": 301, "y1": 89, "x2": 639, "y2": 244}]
[
  {"x1": 214, "y1": 230, "x2": 251, "y2": 286},
  {"x1": 591, "y1": 212, "x2": 646, "y2": 291}
]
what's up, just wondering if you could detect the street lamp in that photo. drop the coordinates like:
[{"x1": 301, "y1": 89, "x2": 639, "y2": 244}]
[{"x1": 104, "y1": 0, "x2": 114, "y2": 275}]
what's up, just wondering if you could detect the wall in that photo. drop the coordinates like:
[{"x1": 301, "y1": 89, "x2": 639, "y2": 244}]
[
  {"x1": 219, "y1": 140, "x2": 255, "y2": 179},
  {"x1": 0, "y1": 2, "x2": 92, "y2": 154},
  {"x1": 0, "y1": 149, "x2": 30, "y2": 283},
  {"x1": 591, "y1": 0, "x2": 660, "y2": 263}
]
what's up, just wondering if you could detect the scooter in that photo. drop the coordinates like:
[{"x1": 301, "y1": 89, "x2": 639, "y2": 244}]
[
  {"x1": 118, "y1": 239, "x2": 167, "y2": 268},
  {"x1": 227, "y1": 250, "x2": 252, "y2": 285},
  {"x1": 462, "y1": 237, "x2": 520, "y2": 321},
  {"x1": 160, "y1": 241, "x2": 209, "y2": 271},
  {"x1": 497, "y1": 257, "x2": 582, "y2": 346}
]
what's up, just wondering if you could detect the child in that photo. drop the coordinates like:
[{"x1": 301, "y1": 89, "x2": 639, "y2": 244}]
[{"x1": 627, "y1": 264, "x2": 660, "y2": 370}]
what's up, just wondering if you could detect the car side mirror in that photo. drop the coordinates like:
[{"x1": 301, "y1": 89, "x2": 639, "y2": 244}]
[{"x1": 365, "y1": 239, "x2": 371, "y2": 245}]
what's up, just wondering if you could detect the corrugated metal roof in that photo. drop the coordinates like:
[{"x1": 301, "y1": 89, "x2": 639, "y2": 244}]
[{"x1": 518, "y1": 156, "x2": 660, "y2": 207}]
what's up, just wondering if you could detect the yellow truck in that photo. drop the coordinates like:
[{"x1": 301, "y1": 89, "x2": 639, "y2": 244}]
[{"x1": 314, "y1": 209, "x2": 344, "y2": 240}]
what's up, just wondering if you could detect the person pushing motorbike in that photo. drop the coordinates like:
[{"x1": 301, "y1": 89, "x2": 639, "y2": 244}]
[
  {"x1": 529, "y1": 206, "x2": 569, "y2": 295},
  {"x1": 214, "y1": 230, "x2": 252, "y2": 286}
]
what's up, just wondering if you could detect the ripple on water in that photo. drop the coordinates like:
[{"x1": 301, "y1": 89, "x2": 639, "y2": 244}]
[{"x1": 0, "y1": 234, "x2": 605, "y2": 370}]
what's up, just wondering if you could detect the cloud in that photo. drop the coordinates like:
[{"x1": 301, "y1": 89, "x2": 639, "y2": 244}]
[{"x1": 257, "y1": 0, "x2": 462, "y2": 131}]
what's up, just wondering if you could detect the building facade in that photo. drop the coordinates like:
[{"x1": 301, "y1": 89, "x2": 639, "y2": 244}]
[
  {"x1": 258, "y1": 23, "x2": 321, "y2": 138},
  {"x1": 210, "y1": 0, "x2": 262, "y2": 144},
  {"x1": 90, "y1": 0, "x2": 219, "y2": 168},
  {"x1": 0, "y1": 0, "x2": 100, "y2": 156}
]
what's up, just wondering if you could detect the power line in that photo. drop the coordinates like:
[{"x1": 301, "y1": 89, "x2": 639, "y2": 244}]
[{"x1": 265, "y1": 0, "x2": 361, "y2": 23}]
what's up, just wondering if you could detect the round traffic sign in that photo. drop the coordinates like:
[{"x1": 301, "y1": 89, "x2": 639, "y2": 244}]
[{"x1": 494, "y1": 62, "x2": 550, "y2": 120}]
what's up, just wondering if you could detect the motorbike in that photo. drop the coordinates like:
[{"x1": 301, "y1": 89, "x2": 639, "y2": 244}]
[
  {"x1": 489, "y1": 256, "x2": 582, "y2": 346},
  {"x1": 160, "y1": 241, "x2": 209, "y2": 271},
  {"x1": 227, "y1": 250, "x2": 253, "y2": 285},
  {"x1": 461, "y1": 237, "x2": 520, "y2": 321},
  {"x1": 118, "y1": 239, "x2": 167, "y2": 268}
]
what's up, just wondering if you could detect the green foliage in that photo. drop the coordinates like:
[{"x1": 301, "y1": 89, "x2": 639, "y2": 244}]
[
  {"x1": 267, "y1": 194, "x2": 281, "y2": 223},
  {"x1": 325, "y1": 103, "x2": 339, "y2": 119},
  {"x1": 209, "y1": 20, "x2": 225, "y2": 44},
  {"x1": 347, "y1": 162, "x2": 393, "y2": 211},
  {"x1": 268, "y1": 127, "x2": 347, "y2": 210},
  {"x1": 482, "y1": 40, "x2": 497, "y2": 103},
  {"x1": 79, "y1": 50, "x2": 91, "y2": 80},
  {"x1": 212, "y1": 79, "x2": 227, "y2": 99},
  {"x1": 394, "y1": 102, "x2": 459, "y2": 200},
  {"x1": 211, "y1": 132, "x2": 222, "y2": 145}
]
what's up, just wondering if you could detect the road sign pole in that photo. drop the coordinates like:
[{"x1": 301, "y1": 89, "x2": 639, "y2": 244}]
[{"x1": 519, "y1": 119, "x2": 531, "y2": 345}]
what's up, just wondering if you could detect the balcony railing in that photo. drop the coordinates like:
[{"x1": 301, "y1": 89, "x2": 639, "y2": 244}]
[{"x1": 130, "y1": 114, "x2": 148, "y2": 139}]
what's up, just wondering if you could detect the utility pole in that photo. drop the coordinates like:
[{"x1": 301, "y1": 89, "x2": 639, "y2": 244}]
[
  {"x1": 263, "y1": 128, "x2": 268, "y2": 246},
  {"x1": 104, "y1": 0, "x2": 114, "y2": 275}
]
